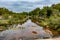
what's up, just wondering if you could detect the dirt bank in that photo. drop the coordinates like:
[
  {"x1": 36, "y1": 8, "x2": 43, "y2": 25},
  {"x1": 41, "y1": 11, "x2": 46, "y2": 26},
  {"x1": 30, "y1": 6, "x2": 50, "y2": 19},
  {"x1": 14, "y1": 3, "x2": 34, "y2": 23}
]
[{"x1": 35, "y1": 37, "x2": 60, "y2": 40}]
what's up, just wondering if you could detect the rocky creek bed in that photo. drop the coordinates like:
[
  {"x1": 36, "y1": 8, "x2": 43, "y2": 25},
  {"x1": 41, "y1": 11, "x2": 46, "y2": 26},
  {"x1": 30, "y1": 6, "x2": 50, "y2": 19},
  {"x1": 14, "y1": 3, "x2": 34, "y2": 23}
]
[{"x1": 0, "y1": 19, "x2": 60, "y2": 40}]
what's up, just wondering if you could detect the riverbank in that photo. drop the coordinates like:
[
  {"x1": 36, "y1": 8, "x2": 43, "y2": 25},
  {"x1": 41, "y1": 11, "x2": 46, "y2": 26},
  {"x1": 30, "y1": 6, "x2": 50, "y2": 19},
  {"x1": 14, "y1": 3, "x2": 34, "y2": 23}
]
[{"x1": 35, "y1": 36, "x2": 60, "y2": 40}]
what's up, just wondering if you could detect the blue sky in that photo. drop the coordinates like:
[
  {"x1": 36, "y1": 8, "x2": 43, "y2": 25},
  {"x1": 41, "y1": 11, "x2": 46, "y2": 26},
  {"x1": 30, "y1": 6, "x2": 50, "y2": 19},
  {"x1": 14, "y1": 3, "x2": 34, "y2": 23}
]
[{"x1": 0, "y1": 0, "x2": 60, "y2": 12}]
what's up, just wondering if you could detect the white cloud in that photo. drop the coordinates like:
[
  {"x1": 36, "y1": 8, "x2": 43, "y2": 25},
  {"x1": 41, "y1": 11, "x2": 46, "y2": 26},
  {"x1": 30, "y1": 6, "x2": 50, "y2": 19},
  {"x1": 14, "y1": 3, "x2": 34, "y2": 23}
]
[
  {"x1": 19, "y1": 0, "x2": 44, "y2": 2},
  {"x1": 49, "y1": 0, "x2": 60, "y2": 4},
  {"x1": 0, "y1": 0, "x2": 44, "y2": 2},
  {"x1": 0, "y1": 0, "x2": 18, "y2": 1},
  {"x1": 0, "y1": 0, "x2": 60, "y2": 12}
]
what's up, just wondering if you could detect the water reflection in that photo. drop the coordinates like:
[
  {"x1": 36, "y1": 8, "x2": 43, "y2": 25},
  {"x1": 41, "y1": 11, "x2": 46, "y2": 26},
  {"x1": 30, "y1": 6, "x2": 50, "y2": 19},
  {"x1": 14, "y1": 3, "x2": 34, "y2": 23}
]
[{"x1": 0, "y1": 19, "x2": 53, "y2": 40}]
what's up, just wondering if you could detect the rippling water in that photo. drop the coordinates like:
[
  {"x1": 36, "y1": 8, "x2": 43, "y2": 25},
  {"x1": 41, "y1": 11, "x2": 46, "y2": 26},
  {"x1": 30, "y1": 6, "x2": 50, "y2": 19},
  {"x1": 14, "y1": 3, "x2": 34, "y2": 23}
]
[{"x1": 0, "y1": 19, "x2": 53, "y2": 40}]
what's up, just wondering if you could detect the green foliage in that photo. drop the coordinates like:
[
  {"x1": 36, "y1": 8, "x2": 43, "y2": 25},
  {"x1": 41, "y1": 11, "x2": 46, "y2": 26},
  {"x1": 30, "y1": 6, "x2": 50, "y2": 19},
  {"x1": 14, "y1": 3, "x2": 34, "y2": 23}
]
[
  {"x1": 1, "y1": 3, "x2": 60, "y2": 33},
  {"x1": 52, "y1": 4, "x2": 60, "y2": 11}
]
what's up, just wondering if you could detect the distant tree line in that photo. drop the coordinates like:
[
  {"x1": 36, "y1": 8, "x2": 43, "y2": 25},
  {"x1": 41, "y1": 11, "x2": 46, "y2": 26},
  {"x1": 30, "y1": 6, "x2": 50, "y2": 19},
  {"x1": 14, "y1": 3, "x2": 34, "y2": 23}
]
[{"x1": 0, "y1": 3, "x2": 60, "y2": 33}]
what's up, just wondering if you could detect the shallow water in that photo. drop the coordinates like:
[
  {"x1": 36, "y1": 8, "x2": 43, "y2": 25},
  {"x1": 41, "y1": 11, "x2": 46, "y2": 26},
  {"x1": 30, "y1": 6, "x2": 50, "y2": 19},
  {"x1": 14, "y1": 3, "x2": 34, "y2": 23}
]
[{"x1": 0, "y1": 19, "x2": 53, "y2": 40}]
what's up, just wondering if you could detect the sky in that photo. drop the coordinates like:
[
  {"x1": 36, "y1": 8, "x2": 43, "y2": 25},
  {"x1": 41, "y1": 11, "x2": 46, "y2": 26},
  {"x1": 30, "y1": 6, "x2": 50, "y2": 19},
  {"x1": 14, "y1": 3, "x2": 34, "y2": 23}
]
[{"x1": 0, "y1": 0, "x2": 60, "y2": 12}]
